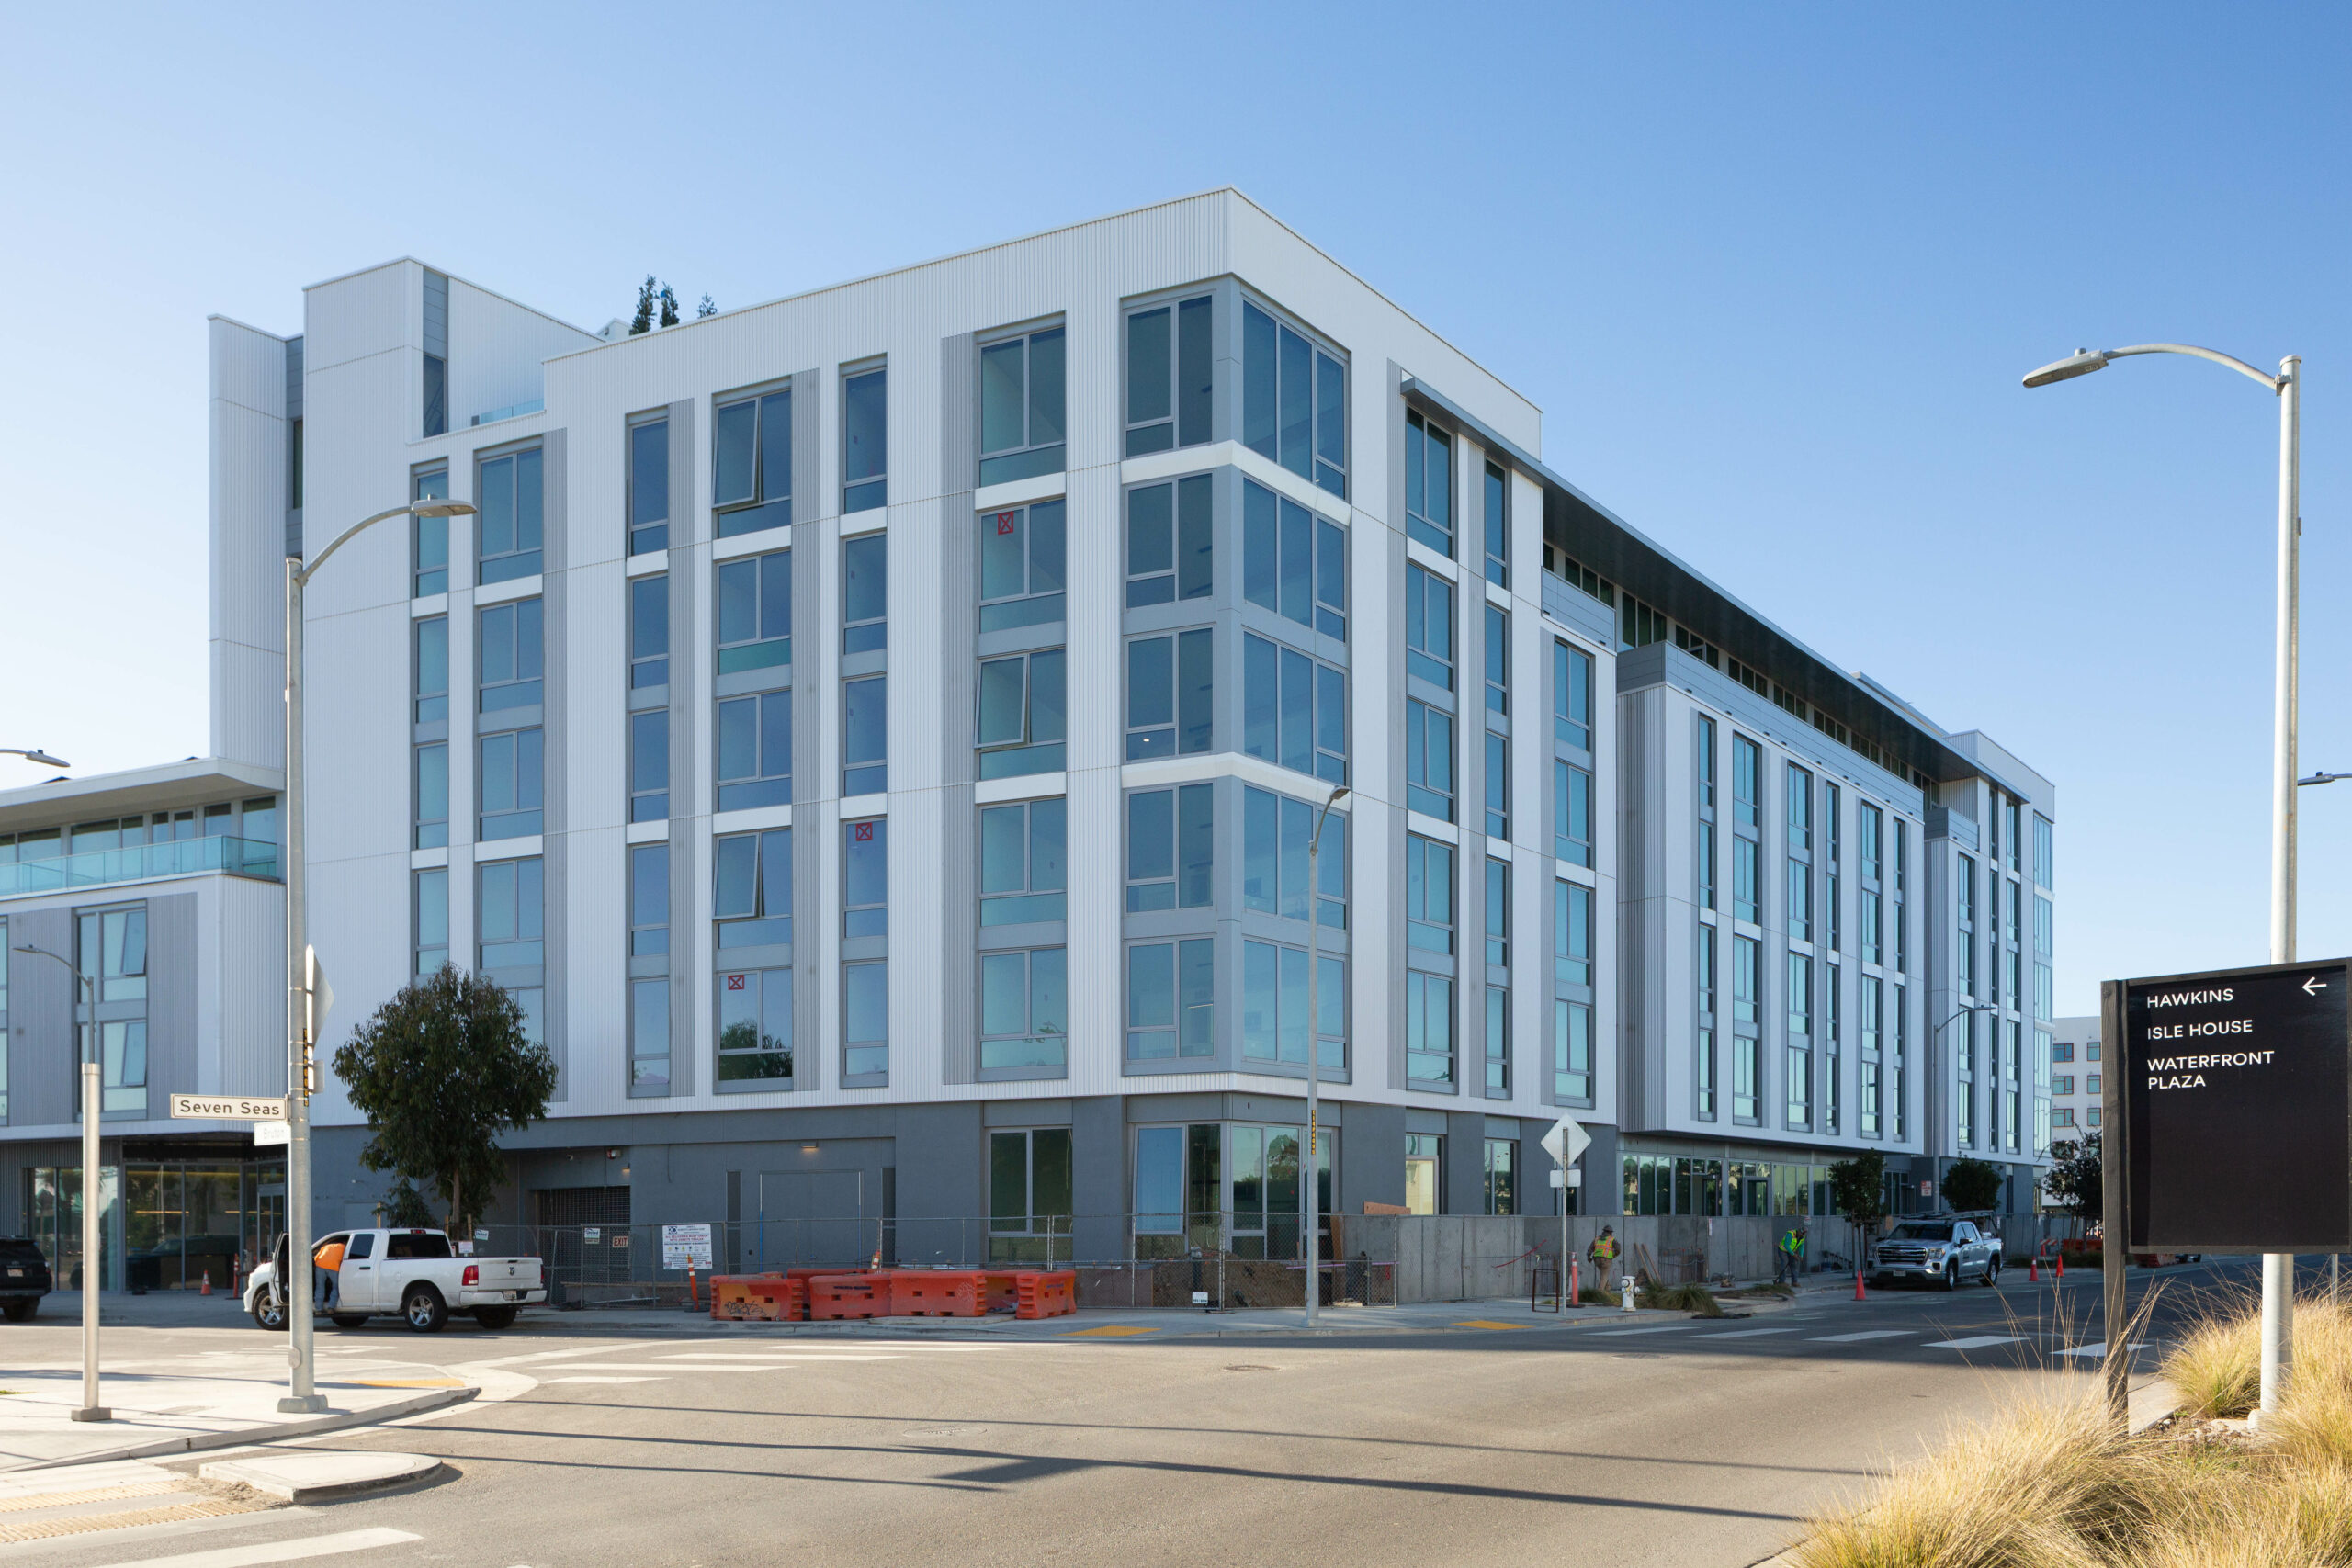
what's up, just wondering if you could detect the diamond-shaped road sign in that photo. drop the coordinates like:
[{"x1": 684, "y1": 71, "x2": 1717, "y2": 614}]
[{"x1": 1541, "y1": 1114, "x2": 1590, "y2": 1168}]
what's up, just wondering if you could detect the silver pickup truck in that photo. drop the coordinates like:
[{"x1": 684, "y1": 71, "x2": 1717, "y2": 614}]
[{"x1": 1869, "y1": 1217, "x2": 2002, "y2": 1290}]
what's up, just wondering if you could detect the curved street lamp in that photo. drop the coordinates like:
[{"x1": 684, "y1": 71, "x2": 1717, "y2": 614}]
[
  {"x1": 2024, "y1": 340, "x2": 2301, "y2": 1424},
  {"x1": 0, "y1": 748, "x2": 69, "y2": 768}
]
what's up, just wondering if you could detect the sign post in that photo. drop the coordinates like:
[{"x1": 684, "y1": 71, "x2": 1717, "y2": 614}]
[
  {"x1": 2105, "y1": 956, "x2": 2352, "y2": 1427},
  {"x1": 1542, "y1": 1116, "x2": 1590, "y2": 1308}
]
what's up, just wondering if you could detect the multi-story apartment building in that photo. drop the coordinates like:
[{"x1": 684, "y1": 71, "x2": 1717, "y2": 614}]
[
  {"x1": 2045, "y1": 1014, "x2": 2103, "y2": 1147},
  {"x1": 0, "y1": 191, "x2": 2057, "y2": 1283}
]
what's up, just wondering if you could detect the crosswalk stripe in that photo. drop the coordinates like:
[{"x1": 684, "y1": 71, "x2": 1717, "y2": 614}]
[
  {"x1": 2059, "y1": 1342, "x2": 2148, "y2": 1358},
  {"x1": 522, "y1": 1362, "x2": 791, "y2": 1372},
  {"x1": 541, "y1": 1375, "x2": 662, "y2": 1384},
  {"x1": 655, "y1": 1353, "x2": 901, "y2": 1363},
  {"x1": 88, "y1": 1527, "x2": 423, "y2": 1568},
  {"x1": 1926, "y1": 1336, "x2": 2026, "y2": 1350},
  {"x1": 1807, "y1": 1330, "x2": 1913, "y2": 1343},
  {"x1": 1593, "y1": 1325, "x2": 1700, "y2": 1337},
  {"x1": 1701, "y1": 1328, "x2": 1794, "y2": 1339}
]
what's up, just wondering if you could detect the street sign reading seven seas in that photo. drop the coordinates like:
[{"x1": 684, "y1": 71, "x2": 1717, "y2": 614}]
[{"x1": 2120, "y1": 957, "x2": 2352, "y2": 1252}]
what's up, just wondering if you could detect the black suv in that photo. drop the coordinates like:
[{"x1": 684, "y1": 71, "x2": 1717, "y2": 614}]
[{"x1": 0, "y1": 1238, "x2": 51, "y2": 1322}]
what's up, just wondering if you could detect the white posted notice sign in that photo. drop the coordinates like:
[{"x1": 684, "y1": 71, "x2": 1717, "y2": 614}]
[
  {"x1": 662, "y1": 1223, "x2": 714, "y2": 1270},
  {"x1": 170, "y1": 1093, "x2": 288, "y2": 1122}
]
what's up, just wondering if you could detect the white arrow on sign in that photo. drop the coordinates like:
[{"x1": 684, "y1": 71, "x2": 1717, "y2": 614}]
[
  {"x1": 1541, "y1": 1114, "x2": 1591, "y2": 1168},
  {"x1": 2306, "y1": 976, "x2": 2329, "y2": 997}
]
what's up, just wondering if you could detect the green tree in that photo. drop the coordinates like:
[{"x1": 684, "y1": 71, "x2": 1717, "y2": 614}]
[
  {"x1": 658, "y1": 285, "x2": 680, "y2": 328},
  {"x1": 629, "y1": 276, "x2": 656, "y2": 335},
  {"x1": 1829, "y1": 1150, "x2": 1887, "y2": 1240},
  {"x1": 332, "y1": 966, "x2": 556, "y2": 1234},
  {"x1": 1941, "y1": 1157, "x2": 2004, "y2": 1213},
  {"x1": 2042, "y1": 1134, "x2": 2102, "y2": 1224},
  {"x1": 696, "y1": 293, "x2": 717, "y2": 318}
]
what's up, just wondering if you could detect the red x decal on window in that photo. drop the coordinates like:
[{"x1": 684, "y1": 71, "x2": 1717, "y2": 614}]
[
  {"x1": 853, "y1": 821, "x2": 875, "y2": 841},
  {"x1": 725, "y1": 974, "x2": 746, "y2": 991},
  {"x1": 996, "y1": 513, "x2": 1017, "y2": 536}
]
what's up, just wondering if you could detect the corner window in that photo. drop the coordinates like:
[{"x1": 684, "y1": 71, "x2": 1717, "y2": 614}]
[
  {"x1": 1242, "y1": 939, "x2": 1346, "y2": 1071},
  {"x1": 1241, "y1": 300, "x2": 1346, "y2": 499},
  {"x1": 842, "y1": 367, "x2": 887, "y2": 513},
  {"x1": 979, "y1": 325, "x2": 1066, "y2": 485},
  {"x1": 1125, "y1": 294, "x2": 1212, "y2": 457},
  {"x1": 1241, "y1": 634, "x2": 1346, "y2": 784},
  {"x1": 1404, "y1": 410, "x2": 1453, "y2": 555},
  {"x1": 983, "y1": 501, "x2": 1069, "y2": 630},
  {"x1": 1127, "y1": 939, "x2": 1215, "y2": 1060},
  {"x1": 716, "y1": 550, "x2": 791, "y2": 673},
  {"x1": 1125, "y1": 479, "x2": 1211, "y2": 609},
  {"x1": 1243, "y1": 480, "x2": 1345, "y2": 639},
  {"x1": 1242, "y1": 786, "x2": 1347, "y2": 930},
  {"x1": 476, "y1": 447, "x2": 544, "y2": 584},
  {"x1": 977, "y1": 649, "x2": 1067, "y2": 778},
  {"x1": 628, "y1": 414, "x2": 670, "y2": 554},
  {"x1": 713, "y1": 387, "x2": 792, "y2": 537},
  {"x1": 982, "y1": 798, "x2": 1068, "y2": 926},
  {"x1": 1127, "y1": 784, "x2": 1213, "y2": 913},
  {"x1": 1125, "y1": 629, "x2": 1213, "y2": 761}
]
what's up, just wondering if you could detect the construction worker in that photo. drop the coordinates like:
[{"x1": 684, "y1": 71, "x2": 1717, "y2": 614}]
[
  {"x1": 1777, "y1": 1224, "x2": 1808, "y2": 1285},
  {"x1": 1587, "y1": 1225, "x2": 1619, "y2": 1294},
  {"x1": 312, "y1": 1234, "x2": 346, "y2": 1313}
]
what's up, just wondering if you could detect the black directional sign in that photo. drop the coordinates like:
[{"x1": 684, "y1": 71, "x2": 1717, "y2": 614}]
[{"x1": 2118, "y1": 956, "x2": 2352, "y2": 1252}]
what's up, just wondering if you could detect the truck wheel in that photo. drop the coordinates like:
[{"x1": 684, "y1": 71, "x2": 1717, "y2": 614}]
[
  {"x1": 472, "y1": 1306, "x2": 517, "y2": 1331},
  {"x1": 331, "y1": 1314, "x2": 369, "y2": 1330},
  {"x1": 1941, "y1": 1261, "x2": 1960, "y2": 1292},
  {"x1": 1, "y1": 1299, "x2": 36, "y2": 1324},
  {"x1": 401, "y1": 1284, "x2": 449, "y2": 1334},
  {"x1": 1983, "y1": 1258, "x2": 2001, "y2": 1288},
  {"x1": 252, "y1": 1293, "x2": 289, "y2": 1332}
]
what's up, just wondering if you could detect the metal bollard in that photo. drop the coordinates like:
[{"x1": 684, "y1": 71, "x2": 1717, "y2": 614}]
[{"x1": 1620, "y1": 1274, "x2": 1637, "y2": 1314}]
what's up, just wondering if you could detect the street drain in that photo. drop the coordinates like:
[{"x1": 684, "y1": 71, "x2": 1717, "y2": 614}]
[{"x1": 1225, "y1": 1364, "x2": 1281, "y2": 1372}]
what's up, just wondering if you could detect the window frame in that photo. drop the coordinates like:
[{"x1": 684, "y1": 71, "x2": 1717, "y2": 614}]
[
  {"x1": 984, "y1": 500, "x2": 1070, "y2": 630},
  {"x1": 841, "y1": 365, "x2": 887, "y2": 514},
  {"x1": 475, "y1": 445, "x2": 545, "y2": 584},
  {"x1": 981, "y1": 796, "x2": 1069, "y2": 927},
  {"x1": 978, "y1": 321, "x2": 1068, "y2": 486},
  {"x1": 711, "y1": 384, "x2": 793, "y2": 538},
  {"x1": 1123, "y1": 291, "x2": 1214, "y2": 457},
  {"x1": 1241, "y1": 296, "x2": 1348, "y2": 499},
  {"x1": 1125, "y1": 627, "x2": 1215, "y2": 761},
  {"x1": 976, "y1": 647, "x2": 1068, "y2": 778},
  {"x1": 628, "y1": 412, "x2": 671, "y2": 555}
]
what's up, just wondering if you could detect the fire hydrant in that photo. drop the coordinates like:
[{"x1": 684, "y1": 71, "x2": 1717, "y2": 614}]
[{"x1": 1620, "y1": 1273, "x2": 1638, "y2": 1313}]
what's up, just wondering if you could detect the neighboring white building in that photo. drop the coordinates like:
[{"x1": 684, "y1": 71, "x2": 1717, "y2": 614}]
[
  {"x1": 2047, "y1": 1013, "x2": 2103, "y2": 1143},
  {"x1": 1, "y1": 190, "x2": 2059, "y2": 1282}
]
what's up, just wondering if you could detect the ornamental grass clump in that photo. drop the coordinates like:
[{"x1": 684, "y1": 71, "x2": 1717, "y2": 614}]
[
  {"x1": 1636, "y1": 1280, "x2": 1725, "y2": 1317},
  {"x1": 2160, "y1": 1294, "x2": 2261, "y2": 1419}
]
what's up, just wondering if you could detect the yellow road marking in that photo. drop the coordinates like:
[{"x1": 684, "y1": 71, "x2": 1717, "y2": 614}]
[
  {"x1": 1453, "y1": 1320, "x2": 1526, "y2": 1331},
  {"x1": 1065, "y1": 1325, "x2": 1158, "y2": 1337}
]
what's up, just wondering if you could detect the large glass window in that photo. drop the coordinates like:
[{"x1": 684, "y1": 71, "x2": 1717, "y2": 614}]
[
  {"x1": 1127, "y1": 784, "x2": 1214, "y2": 913},
  {"x1": 1405, "y1": 971, "x2": 1453, "y2": 1086},
  {"x1": 629, "y1": 574, "x2": 669, "y2": 689},
  {"x1": 414, "y1": 616, "x2": 448, "y2": 723},
  {"x1": 1242, "y1": 786, "x2": 1347, "y2": 929},
  {"x1": 981, "y1": 798, "x2": 1068, "y2": 925},
  {"x1": 1407, "y1": 834, "x2": 1454, "y2": 954},
  {"x1": 628, "y1": 414, "x2": 670, "y2": 554},
  {"x1": 413, "y1": 868, "x2": 447, "y2": 976},
  {"x1": 843, "y1": 962, "x2": 888, "y2": 1078},
  {"x1": 714, "y1": 829, "x2": 792, "y2": 950},
  {"x1": 1696, "y1": 925, "x2": 1717, "y2": 1119},
  {"x1": 477, "y1": 857, "x2": 544, "y2": 969},
  {"x1": 630, "y1": 977, "x2": 670, "y2": 1089},
  {"x1": 413, "y1": 743, "x2": 447, "y2": 849},
  {"x1": 978, "y1": 324, "x2": 1066, "y2": 485},
  {"x1": 716, "y1": 550, "x2": 792, "y2": 673},
  {"x1": 984, "y1": 501, "x2": 1069, "y2": 629},
  {"x1": 478, "y1": 600, "x2": 544, "y2": 712},
  {"x1": 842, "y1": 367, "x2": 887, "y2": 513},
  {"x1": 1555, "y1": 880, "x2": 1592, "y2": 988},
  {"x1": 1242, "y1": 479, "x2": 1345, "y2": 639},
  {"x1": 1485, "y1": 858, "x2": 1510, "y2": 966},
  {"x1": 1554, "y1": 761, "x2": 1591, "y2": 867},
  {"x1": 1554, "y1": 642, "x2": 1592, "y2": 750},
  {"x1": 1241, "y1": 300, "x2": 1346, "y2": 498},
  {"x1": 713, "y1": 386, "x2": 792, "y2": 537},
  {"x1": 981, "y1": 947, "x2": 1068, "y2": 1072},
  {"x1": 1242, "y1": 941, "x2": 1346, "y2": 1071},
  {"x1": 478, "y1": 728, "x2": 543, "y2": 840},
  {"x1": 716, "y1": 690, "x2": 791, "y2": 810},
  {"x1": 413, "y1": 465, "x2": 449, "y2": 596},
  {"x1": 1127, "y1": 939, "x2": 1214, "y2": 1060},
  {"x1": 717, "y1": 968, "x2": 791, "y2": 1084},
  {"x1": 476, "y1": 447, "x2": 544, "y2": 584},
  {"x1": 1787, "y1": 764, "x2": 1813, "y2": 942},
  {"x1": 1125, "y1": 629, "x2": 1213, "y2": 760},
  {"x1": 989, "y1": 1128, "x2": 1073, "y2": 1251},
  {"x1": 1484, "y1": 604, "x2": 1510, "y2": 716},
  {"x1": 1485, "y1": 987, "x2": 1510, "y2": 1095},
  {"x1": 1485, "y1": 730, "x2": 1510, "y2": 840},
  {"x1": 1242, "y1": 634, "x2": 1346, "y2": 784},
  {"x1": 2034, "y1": 814, "x2": 2054, "y2": 889},
  {"x1": 1125, "y1": 294, "x2": 1212, "y2": 457},
  {"x1": 1551, "y1": 999, "x2": 1593, "y2": 1107},
  {"x1": 842, "y1": 533, "x2": 887, "y2": 654},
  {"x1": 842, "y1": 819, "x2": 887, "y2": 939},
  {"x1": 629, "y1": 710, "x2": 668, "y2": 823},
  {"x1": 1404, "y1": 409, "x2": 1452, "y2": 555},
  {"x1": 1482, "y1": 459, "x2": 1509, "y2": 585},
  {"x1": 1406, "y1": 563, "x2": 1453, "y2": 690},
  {"x1": 842, "y1": 676, "x2": 887, "y2": 795},
  {"x1": 1407, "y1": 700, "x2": 1454, "y2": 821},
  {"x1": 1125, "y1": 480, "x2": 1210, "y2": 609},
  {"x1": 977, "y1": 649, "x2": 1067, "y2": 778},
  {"x1": 630, "y1": 842, "x2": 669, "y2": 957}
]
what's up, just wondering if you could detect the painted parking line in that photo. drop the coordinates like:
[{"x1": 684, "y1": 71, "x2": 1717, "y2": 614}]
[
  {"x1": 89, "y1": 1528, "x2": 424, "y2": 1568},
  {"x1": 1926, "y1": 1336, "x2": 2027, "y2": 1350},
  {"x1": 1807, "y1": 1330, "x2": 1914, "y2": 1343}
]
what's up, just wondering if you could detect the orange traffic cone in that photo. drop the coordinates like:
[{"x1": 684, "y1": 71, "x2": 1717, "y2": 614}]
[
  {"x1": 2056, "y1": 1252, "x2": 2065, "y2": 1281},
  {"x1": 200, "y1": 1271, "x2": 212, "y2": 1296},
  {"x1": 1853, "y1": 1266, "x2": 1867, "y2": 1301},
  {"x1": 2028, "y1": 1254, "x2": 2040, "y2": 1283}
]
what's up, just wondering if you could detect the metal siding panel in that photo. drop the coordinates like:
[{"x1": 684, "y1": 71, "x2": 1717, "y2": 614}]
[
  {"x1": 147, "y1": 893, "x2": 198, "y2": 1117},
  {"x1": 10, "y1": 909, "x2": 75, "y2": 1128}
]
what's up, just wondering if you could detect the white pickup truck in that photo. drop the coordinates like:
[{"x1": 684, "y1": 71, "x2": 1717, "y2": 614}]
[{"x1": 244, "y1": 1228, "x2": 547, "y2": 1334}]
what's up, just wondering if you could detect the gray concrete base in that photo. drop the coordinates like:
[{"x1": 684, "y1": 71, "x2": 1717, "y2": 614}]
[{"x1": 202, "y1": 1450, "x2": 442, "y2": 1503}]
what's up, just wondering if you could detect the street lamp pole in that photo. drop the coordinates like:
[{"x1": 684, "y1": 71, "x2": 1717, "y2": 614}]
[
  {"x1": 277, "y1": 501, "x2": 472, "y2": 1414},
  {"x1": 2023, "y1": 342, "x2": 2301, "y2": 1421},
  {"x1": 0, "y1": 749, "x2": 69, "y2": 769},
  {"x1": 12, "y1": 945, "x2": 105, "y2": 1420},
  {"x1": 1303, "y1": 784, "x2": 1349, "y2": 1328}
]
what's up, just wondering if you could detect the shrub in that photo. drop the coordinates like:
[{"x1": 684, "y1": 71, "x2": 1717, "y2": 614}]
[{"x1": 1638, "y1": 1281, "x2": 1725, "y2": 1317}]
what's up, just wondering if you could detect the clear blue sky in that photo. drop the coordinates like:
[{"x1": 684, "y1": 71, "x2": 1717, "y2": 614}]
[{"x1": 4, "y1": 5, "x2": 2346, "y2": 1013}]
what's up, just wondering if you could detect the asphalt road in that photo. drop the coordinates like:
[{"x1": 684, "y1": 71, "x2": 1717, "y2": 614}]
[{"x1": 0, "y1": 1260, "x2": 2260, "y2": 1568}]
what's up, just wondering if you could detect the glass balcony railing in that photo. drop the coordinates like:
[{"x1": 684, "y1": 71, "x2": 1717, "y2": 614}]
[{"x1": 0, "y1": 836, "x2": 279, "y2": 897}]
